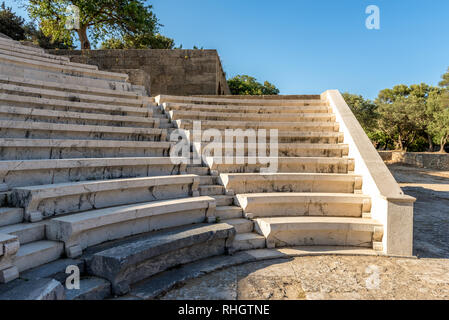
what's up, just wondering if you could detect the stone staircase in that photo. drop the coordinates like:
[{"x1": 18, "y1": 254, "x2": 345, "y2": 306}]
[
  {"x1": 156, "y1": 94, "x2": 415, "y2": 256},
  {"x1": 0, "y1": 36, "x2": 236, "y2": 298},
  {"x1": 0, "y1": 35, "x2": 415, "y2": 299}
]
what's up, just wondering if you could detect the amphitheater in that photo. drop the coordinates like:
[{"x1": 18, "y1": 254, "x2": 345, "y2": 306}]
[{"x1": 0, "y1": 36, "x2": 415, "y2": 300}]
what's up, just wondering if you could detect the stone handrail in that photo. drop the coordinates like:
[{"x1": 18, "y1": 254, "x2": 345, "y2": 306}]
[{"x1": 321, "y1": 90, "x2": 415, "y2": 256}]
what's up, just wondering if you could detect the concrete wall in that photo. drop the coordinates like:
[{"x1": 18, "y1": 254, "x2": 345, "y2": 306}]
[
  {"x1": 379, "y1": 151, "x2": 449, "y2": 170},
  {"x1": 48, "y1": 49, "x2": 230, "y2": 97}
]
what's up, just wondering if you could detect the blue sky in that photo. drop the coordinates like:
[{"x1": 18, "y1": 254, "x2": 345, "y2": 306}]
[{"x1": 7, "y1": 0, "x2": 449, "y2": 99}]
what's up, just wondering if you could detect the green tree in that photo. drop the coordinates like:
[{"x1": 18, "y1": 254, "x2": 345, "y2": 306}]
[
  {"x1": 342, "y1": 93, "x2": 378, "y2": 132},
  {"x1": 439, "y1": 67, "x2": 449, "y2": 89},
  {"x1": 0, "y1": 2, "x2": 27, "y2": 40},
  {"x1": 375, "y1": 84, "x2": 438, "y2": 151},
  {"x1": 427, "y1": 92, "x2": 449, "y2": 153},
  {"x1": 228, "y1": 75, "x2": 280, "y2": 95},
  {"x1": 26, "y1": 0, "x2": 160, "y2": 49},
  {"x1": 101, "y1": 33, "x2": 175, "y2": 49}
]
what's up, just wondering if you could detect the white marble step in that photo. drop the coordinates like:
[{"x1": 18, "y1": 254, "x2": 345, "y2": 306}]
[
  {"x1": 0, "y1": 83, "x2": 146, "y2": 107},
  {"x1": 10, "y1": 174, "x2": 201, "y2": 219},
  {"x1": 47, "y1": 196, "x2": 216, "y2": 257},
  {"x1": 156, "y1": 94, "x2": 326, "y2": 107},
  {"x1": 0, "y1": 138, "x2": 173, "y2": 160},
  {"x1": 205, "y1": 157, "x2": 355, "y2": 174},
  {"x1": 0, "y1": 93, "x2": 151, "y2": 117},
  {"x1": 13, "y1": 240, "x2": 64, "y2": 272},
  {"x1": 254, "y1": 216, "x2": 383, "y2": 250},
  {"x1": 235, "y1": 192, "x2": 372, "y2": 219},
  {"x1": 0, "y1": 208, "x2": 23, "y2": 227},
  {"x1": 0, "y1": 157, "x2": 188, "y2": 189},
  {"x1": 219, "y1": 173, "x2": 363, "y2": 194},
  {"x1": 0, "y1": 74, "x2": 143, "y2": 100}
]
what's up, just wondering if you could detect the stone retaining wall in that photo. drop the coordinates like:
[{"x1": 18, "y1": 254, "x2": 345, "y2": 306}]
[
  {"x1": 379, "y1": 151, "x2": 449, "y2": 170},
  {"x1": 48, "y1": 49, "x2": 230, "y2": 97}
]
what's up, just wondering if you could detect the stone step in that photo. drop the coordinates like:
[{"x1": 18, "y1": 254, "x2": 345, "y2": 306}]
[
  {"x1": 161, "y1": 102, "x2": 332, "y2": 114},
  {"x1": 199, "y1": 185, "x2": 225, "y2": 196},
  {"x1": 47, "y1": 196, "x2": 216, "y2": 257},
  {"x1": 0, "y1": 278, "x2": 65, "y2": 300},
  {"x1": 0, "y1": 138, "x2": 173, "y2": 160},
  {"x1": 195, "y1": 143, "x2": 349, "y2": 158},
  {"x1": 254, "y1": 216, "x2": 383, "y2": 249},
  {"x1": 230, "y1": 233, "x2": 266, "y2": 252},
  {"x1": 224, "y1": 218, "x2": 253, "y2": 233},
  {"x1": 168, "y1": 110, "x2": 336, "y2": 123},
  {"x1": 13, "y1": 240, "x2": 64, "y2": 272},
  {"x1": 0, "y1": 53, "x2": 128, "y2": 83},
  {"x1": 10, "y1": 174, "x2": 201, "y2": 220},
  {"x1": 156, "y1": 95, "x2": 326, "y2": 107},
  {"x1": 0, "y1": 192, "x2": 9, "y2": 206},
  {"x1": 20, "y1": 258, "x2": 85, "y2": 284},
  {"x1": 175, "y1": 119, "x2": 339, "y2": 132},
  {"x1": 219, "y1": 173, "x2": 363, "y2": 194},
  {"x1": 0, "y1": 47, "x2": 98, "y2": 71},
  {"x1": 181, "y1": 130, "x2": 344, "y2": 144},
  {"x1": 0, "y1": 57, "x2": 133, "y2": 92},
  {"x1": 186, "y1": 166, "x2": 209, "y2": 175},
  {"x1": 212, "y1": 195, "x2": 234, "y2": 206},
  {"x1": 198, "y1": 176, "x2": 217, "y2": 185},
  {"x1": 0, "y1": 233, "x2": 20, "y2": 283},
  {"x1": 65, "y1": 277, "x2": 111, "y2": 300},
  {"x1": 0, "y1": 157, "x2": 188, "y2": 190},
  {"x1": 205, "y1": 157, "x2": 355, "y2": 174},
  {"x1": 0, "y1": 105, "x2": 157, "y2": 128},
  {"x1": 0, "y1": 120, "x2": 165, "y2": 142},
  {"x1": 0, "y1": 208, "x2": 24, "y2": 227},
  {"x1": 0, "y1": 83, "x2": 146, "y2": 107},
  {"x1": 86, "y1": 223, "x2": 235, "y2": 295},
  {"x1": 0, "y1": 221, "x2": 46, "y2": 244},
  {"x1": 235, "y1": 193, "x2": 372, "y2": 219},
  {"x1": 0, "y1": 38, "x2": 49, "y2": 55},
  {"x1": 215, "y1": 206, "x2": 243, "y2": 220},
  {"x1": 0, "y1": 93, "x2": 151, "y2": 117},
  {"x1": 0, "y1": 75, "x2": 143, "y2": 100}
]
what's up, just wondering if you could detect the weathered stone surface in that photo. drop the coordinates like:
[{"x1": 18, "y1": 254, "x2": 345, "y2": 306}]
[
  {"x1": 0, "y1": 233, "x2": 20, "y2": 283},
  {"x1": 0, "y1": 107, "x2": 159, "y2": 128},
  {"x1": 11, "y1": 175, "x2": 200, "y2": 217},
  {"x1": 49, "y1": 50, "x2": 229, "y2": 96},
  {"x1": 0, "y1": 138, "x2": 173, "y2": 161},
  {"x1": 0, "y1": 208, "x2": 23, "y2": 227},
  {"x1": 235, "y1": 193, "x2": 371, "y2": 218},
  {"x1": 0, "y1": 157, "x2": 187, "y2": 189},
  {"x1": 47, "y1": 196, "x2": 216, "y2": 254},
  {"x1": 0, "y1": 278, "x2": 65, "y2": 300},
  {"x1": 13, "y1": 240, "x2": 63, "y2": 272},
  {"x1": 0, "y1": 92, "x2": 149, "y2": 117},
  {"x1": 0, "y1": 74, "x2": 143, "y2": 100},
  {"x1": 206, "y1": 157, "x2": 354, "y2": 174},
  {"x1": 88, "y1": 223, "x2": 236, "y2": 295},
  {"x1": 254, "y1": 217, "x2": 383, "y2": 249},
  {"x1": 220, "y1": 173, "x2": 362, "y2": 194},
  {"x1": 65, "y1": 277, "x2": 111, "y2": 300},
  {"x1": 21, "y1": 258, "x2": 85, "y2": 283}
]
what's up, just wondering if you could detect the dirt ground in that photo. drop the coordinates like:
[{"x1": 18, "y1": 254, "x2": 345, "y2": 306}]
[{"x1": 159, "y1": 164, "x2": 449, "y2": 300}]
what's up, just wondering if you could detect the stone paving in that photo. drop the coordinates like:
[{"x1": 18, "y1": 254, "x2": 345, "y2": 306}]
[{"x1": 159, "y1": 164, "x2": 449, "y2": 300}]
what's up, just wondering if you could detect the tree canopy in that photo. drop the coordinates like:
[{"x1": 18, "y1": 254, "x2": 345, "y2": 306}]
[
  {"x1": 0, "y1": 2, "x2": 27, "y2": 40},
  {"x1": 344, "y1": 77, "x2": 449, "y2": 153},
  {"x1": 26, "y1": 0, "x2": 161, "y2": 49},
  {"x1": 228, "y1": 75, "x2": 280, "y2": 96}
]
